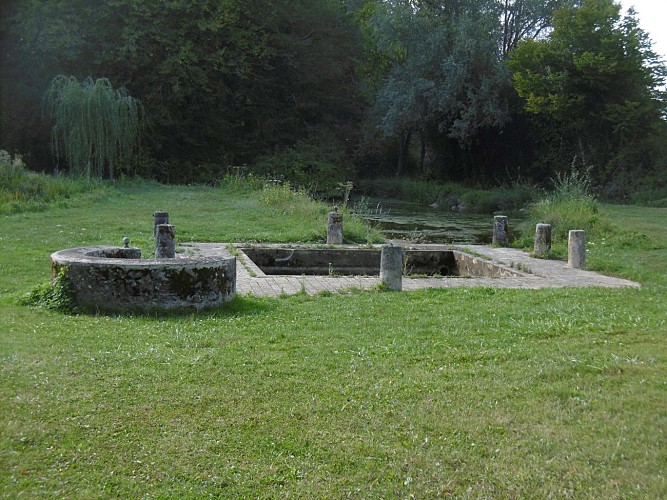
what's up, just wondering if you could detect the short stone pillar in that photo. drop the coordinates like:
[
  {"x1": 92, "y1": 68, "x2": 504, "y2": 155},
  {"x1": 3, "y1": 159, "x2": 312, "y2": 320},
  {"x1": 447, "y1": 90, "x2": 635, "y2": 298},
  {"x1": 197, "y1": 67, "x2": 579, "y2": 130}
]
[
  {"x1": 567, "y1": 230, "x2": 586, "y2": 269},
  {"x1": 534, "y1": 223, "x2": 552, "y2": 257},
  {"x1": 380, "y1": 244, "x2": 404, "y2": 291},
  {"x1": 155, "y1": 224, "x2": 176, "y2": 258},
  {"x1": 154, "y1": 211, "x2": 169, "y2": 239},
  {"x1": 492, "y1": 215, "x2": 509, "y2": 246},
  {"x1": 327, "y1": 207, "x2": 343, "y2": 245}
]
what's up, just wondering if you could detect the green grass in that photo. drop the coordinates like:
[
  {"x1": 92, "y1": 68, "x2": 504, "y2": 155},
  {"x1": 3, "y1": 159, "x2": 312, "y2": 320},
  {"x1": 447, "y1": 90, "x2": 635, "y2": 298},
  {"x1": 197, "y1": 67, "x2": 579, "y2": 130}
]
[
  {"x1": 1, "y1": 180, "x2": 666, "y2": 497},
  {"x1": 0, "y1": 150, "x2": 109, "y2": 214}
]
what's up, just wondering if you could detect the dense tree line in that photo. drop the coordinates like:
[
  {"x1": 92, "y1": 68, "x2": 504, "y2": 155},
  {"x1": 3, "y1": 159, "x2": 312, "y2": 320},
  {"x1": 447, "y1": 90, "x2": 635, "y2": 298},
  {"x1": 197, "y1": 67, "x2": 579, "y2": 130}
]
[{"x1": 0, "y1": 0, "x2": 665, "y2": 196}]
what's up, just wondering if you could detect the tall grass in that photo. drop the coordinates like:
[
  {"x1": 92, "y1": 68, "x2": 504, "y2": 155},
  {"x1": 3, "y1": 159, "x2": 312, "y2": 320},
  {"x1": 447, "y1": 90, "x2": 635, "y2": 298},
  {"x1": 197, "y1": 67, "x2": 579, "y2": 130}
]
[
  {"x1": 358, "y1": 177, "x2": 537, "y2": 213},
  {"x1": 0, "y1": 150, "x2": 107, "y2": 214},
  {"x1": 515, "y1": 168, "x2": 642, "y2": 258},
  {"x1": 631, "y1": 177, "x2": 667, "y2": 207},
  {"x1": 222, "y1": 175, "x2": 383, "y2": 244}
]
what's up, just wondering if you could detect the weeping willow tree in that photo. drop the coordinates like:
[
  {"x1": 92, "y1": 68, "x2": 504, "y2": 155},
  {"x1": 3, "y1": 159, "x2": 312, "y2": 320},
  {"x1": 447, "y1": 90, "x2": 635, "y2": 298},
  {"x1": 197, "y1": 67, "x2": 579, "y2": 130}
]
[{"x1": 43, "y1": 75, "x2": 141, "y2": 178}]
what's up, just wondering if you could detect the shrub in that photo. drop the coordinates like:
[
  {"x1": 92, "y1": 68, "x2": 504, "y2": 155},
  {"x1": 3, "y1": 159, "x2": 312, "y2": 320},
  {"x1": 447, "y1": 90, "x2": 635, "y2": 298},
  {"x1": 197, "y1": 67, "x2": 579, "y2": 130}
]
[
  {"x1": 260, "y1": 182, "x2": 321, "y2": 216},
  {"x1": 252, "y1": 140, "x2": 356, "y2": 198},
  {"x1": 0, "y1": 150, "x2": 106, "y2": 214},
  {"x1": 258, "y1": 181, "x2": 383, "y2": 244},
  {"x1": 20, "y1": 268, "x2": 76, "y2": 313},
  {"x1": 219, "y1": 170, "x2": 266, "y2": 193},
  {"x1": 358, "y1": 177, "x2": 537, "y2": 213},
  {"x1": 358, "y1": 178, "x2": 446, "y2": 204},
  {"x1": 516, "y1": 168, "x2": 602, "y2": 253},
  {"x1": 631, "y1": 170, "x2": 667, "y2": 207}
]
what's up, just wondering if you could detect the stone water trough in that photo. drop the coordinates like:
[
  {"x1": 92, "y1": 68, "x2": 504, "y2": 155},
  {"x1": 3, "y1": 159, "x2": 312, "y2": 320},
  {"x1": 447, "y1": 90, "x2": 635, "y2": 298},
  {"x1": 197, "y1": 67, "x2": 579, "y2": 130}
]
[
  {"x1": 51, "y1": 246, "x2": 236, "y2": 312},
  {"x1": 240, "y1": 246, "x2": 521, "y2": 277}
]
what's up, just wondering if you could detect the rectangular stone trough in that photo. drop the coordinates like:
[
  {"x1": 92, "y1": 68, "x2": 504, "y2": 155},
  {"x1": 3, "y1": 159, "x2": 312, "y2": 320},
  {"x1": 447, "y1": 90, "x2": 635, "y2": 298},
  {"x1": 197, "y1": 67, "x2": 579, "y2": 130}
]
[
  {"x1": 183, "y1": 243, "x2": 640, "y2": 297},
  {"x1": 239, "y1": 246, "x2": 522, "y2": 278}
]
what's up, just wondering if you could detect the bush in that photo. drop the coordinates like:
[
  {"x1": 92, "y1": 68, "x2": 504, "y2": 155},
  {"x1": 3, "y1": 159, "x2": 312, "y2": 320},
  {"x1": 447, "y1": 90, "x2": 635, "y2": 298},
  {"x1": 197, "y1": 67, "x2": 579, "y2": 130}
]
[
  {"x1": 358, "y1": 177, "x2": 537, "y2": 213},
  {"x1": 516, "y1": 168, "x2": 602, "y2": 254},
  {"x1": 252, "y1": 140, "x2": 356, "y2": 198},
  {"x1": 260, "y1": 182, "x2": 322, "y2": 216},
  {"x1": 258, "y1": 181, "x2": 383, "y2": 244},
  {"x1": 219, "y1": 169, "x2": 266, "y2": 193},
  {"x1": 631, "y1": 170, "x2": 667, "y2": 207},
  {"x1": 0, "y1": 150, "x2": 106, "y2": 214},
  {"x1": 358, "y1": 178, "x2": 451, "y2": 205},
  {"x1": 20, "y1": 268, "x2": 76, "y2": 313}
]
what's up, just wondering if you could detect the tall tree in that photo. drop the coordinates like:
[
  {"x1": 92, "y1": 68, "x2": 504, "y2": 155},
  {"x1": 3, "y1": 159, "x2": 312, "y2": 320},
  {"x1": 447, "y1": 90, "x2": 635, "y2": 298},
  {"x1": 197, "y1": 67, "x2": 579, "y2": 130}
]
[
  {"x1": 366, "y1": 0, "x2": 512, "y2": 176},
  {"x1": 0, "y1": 0, "x2": 366, "y2": 182},
  {"x1": 43, "y1": 76, "x2": 141, "y2": 178},
  {"x1": 499, "y1": 0, "x2": 579, "y2": 57},
  {"x1": 508, "y1": 0, "x2": 666, "y2": 183}
]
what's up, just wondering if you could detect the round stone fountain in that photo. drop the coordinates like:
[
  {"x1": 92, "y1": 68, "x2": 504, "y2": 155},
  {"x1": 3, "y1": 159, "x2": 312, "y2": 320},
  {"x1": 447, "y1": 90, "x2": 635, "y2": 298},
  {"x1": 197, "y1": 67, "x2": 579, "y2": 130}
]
[{"x1": 51, "y1": 245, "x2": 236, "y2": 313}]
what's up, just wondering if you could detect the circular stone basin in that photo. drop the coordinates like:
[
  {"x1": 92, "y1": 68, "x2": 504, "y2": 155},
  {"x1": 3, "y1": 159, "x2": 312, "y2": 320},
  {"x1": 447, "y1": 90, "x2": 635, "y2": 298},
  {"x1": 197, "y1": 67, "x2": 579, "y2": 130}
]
[{"x1": 51, "y1": 246, "x2": 236, "y2": 312}]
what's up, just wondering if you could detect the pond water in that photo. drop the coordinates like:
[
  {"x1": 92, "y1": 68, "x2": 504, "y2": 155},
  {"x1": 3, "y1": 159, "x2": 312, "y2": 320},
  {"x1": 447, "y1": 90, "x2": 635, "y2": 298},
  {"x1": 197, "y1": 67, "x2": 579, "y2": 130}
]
[{"x1": 355, "y1": 198, "x2": 522, "y2": 244}]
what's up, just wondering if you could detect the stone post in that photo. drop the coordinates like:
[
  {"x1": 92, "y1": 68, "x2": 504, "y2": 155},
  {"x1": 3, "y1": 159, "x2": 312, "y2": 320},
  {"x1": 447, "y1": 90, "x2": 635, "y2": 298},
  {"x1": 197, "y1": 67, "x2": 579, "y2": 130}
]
[
  {"x1": 380, "y1": 244, "x2": 404, "y2": 291},
  {"x1": 155, "y1": 224, "x2": 176, "y2": 258},
  {"x1": 492, "y1": 215, "x2": 509, "y2": 246},
  {"x1": 154, "y1": 211, "x2": 169, "y2": 239},
  {"x1": 567, "y1": 230, "x2": 586, "y2": 269},
  {"x1": 534, "y1": 223, "x2": 552, "y2": 257},
  {"x1": 327, "y1": 206, "x2": 343, "y2": 245}
]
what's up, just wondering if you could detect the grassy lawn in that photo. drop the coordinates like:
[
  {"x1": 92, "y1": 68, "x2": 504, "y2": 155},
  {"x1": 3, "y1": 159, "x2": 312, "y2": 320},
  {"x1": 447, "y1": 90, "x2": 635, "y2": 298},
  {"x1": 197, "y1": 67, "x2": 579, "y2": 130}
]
[{"x1": 1, "y1": 183, "x2": 666, "y2": 497}]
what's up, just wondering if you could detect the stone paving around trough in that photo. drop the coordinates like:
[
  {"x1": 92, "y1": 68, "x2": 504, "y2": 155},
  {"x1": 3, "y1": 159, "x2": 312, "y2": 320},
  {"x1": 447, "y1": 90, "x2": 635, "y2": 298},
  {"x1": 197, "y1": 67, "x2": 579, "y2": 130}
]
[{"x1": 185, "y1": 243, "x2": 639, "y2": 298}]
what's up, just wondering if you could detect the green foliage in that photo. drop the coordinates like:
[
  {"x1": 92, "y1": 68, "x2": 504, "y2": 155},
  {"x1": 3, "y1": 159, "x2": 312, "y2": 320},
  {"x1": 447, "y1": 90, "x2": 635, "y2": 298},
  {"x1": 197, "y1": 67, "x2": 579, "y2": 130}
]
[
  {"x1": 43, "y1": 75, "x2": 141, "y2": 178},
  {"x1": 0, "y1": 150, "x2": 106, "y2": 214},
  {"x1": 221, "y1": 175, "x2": 382, "y2": 244},
  {"x1": 258, "y1": 181, "x2": 381, "y2": 244},
  {"x1": 508, "y1": 0, "x2": 667, "y2": 187},
  {"x1": 253, "y1": 140, "x2": 356, "y2": 197},
  {"x1": 517, "y1": 168, "x2": 602, "y2": 254},
  {"x1": 2, "y1": 0, "x2": 365, "y2": 174},
  {"x1": 260, "y1": 182, "x2": 322, "y2": 215},
  {"x1": 2, "y1": 0, "x2": 667, "y2": 198},
  {"x1": 549, "y1": 167, "x2": 595, "y2": 202},
  {"x1": 499, "y1": 0, "x2": 577, "y2": 57},
  {"x1": 632, "y1": 179, "x2": 667, "y2": 208},
  {"x1": 459, "y1": 185, "x2": 536, "y2": 214},
  {"x1": 219, "y1": 170, "x2": 266, "y2": 194},
  {"x1": 359, "y1": 177, "x2": 537, "y2": 213},
  {"x1": 369, "y1": 1, "x2": 511, "y2": 147},
  {"x1": 353, "y1": 0, "x2": 577, "y2": 180},
  {"x1": 19, "y1": 268, "x2": 76, "y2": 313}
]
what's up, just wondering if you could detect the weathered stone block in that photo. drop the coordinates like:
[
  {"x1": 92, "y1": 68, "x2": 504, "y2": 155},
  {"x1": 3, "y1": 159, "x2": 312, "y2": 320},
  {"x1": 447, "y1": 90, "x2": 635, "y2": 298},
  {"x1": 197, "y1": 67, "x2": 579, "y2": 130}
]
[
  {"x1": 327, "y1": 210, "x2": 343, "y2": 245},
  {"x1": 155, "y1": 224, "x2": 175, "y2": 258},
  {"x1": 380, "y1": 244, "x2": 404, "y2": 291},
  {"x1": 567, "y1": 230, "x2": 586, "y2": 269},
  {"x1": 534, "y1": 223, "x2": 552, "y2": 257},
  {"x1": 492, "y1": 215, "x2": 509, "y2": 246},
  {"x1": 153, "y1": 211, "x2": 169, "y2": 238}
]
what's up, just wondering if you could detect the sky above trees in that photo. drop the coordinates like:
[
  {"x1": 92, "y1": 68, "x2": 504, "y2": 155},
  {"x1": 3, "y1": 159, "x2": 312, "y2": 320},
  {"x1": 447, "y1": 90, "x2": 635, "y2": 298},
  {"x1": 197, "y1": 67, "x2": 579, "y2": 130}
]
[{"x1": 618, "y1": 0, "x2": 667, "y2": 61}]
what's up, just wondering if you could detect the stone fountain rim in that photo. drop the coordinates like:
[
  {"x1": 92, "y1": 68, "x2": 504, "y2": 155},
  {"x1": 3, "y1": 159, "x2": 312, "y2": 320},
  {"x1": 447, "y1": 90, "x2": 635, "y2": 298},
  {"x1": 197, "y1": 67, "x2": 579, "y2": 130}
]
[{"x1": 51, "y1": 245, "x2": 232, "y2": 268}]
